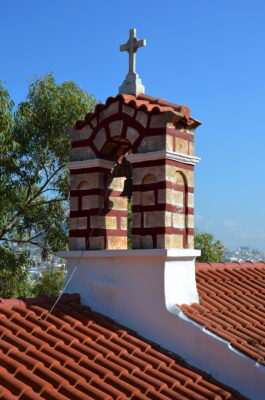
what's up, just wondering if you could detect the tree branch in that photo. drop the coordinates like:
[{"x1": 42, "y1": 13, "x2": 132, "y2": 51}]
[
  {"x1": 0, "y1": 165, "x2": 64, "y2": 239},
  {"x1": 0, "y1": 230, "x2": 45, "y2": 243},
  {"x1": 41, "y1": 188, "x2": 60, "y2": 193},
  {"x1": 28, "y1": 164, "x2": 63, "y2": 203},
  {"x1": 0, "y1": 237, "x2": 55, "y2": 255},
  {"x1": 30, "y1": 198, "x2": 63, "y2": 207}
]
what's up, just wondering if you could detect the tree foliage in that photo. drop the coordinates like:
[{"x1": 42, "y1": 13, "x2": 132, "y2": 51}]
[
  {"x1": 0, "y1": 245, "x2": 32, "y2": 298},
  {"x1": 194, "y1": 231, "x2": 225, "y2": 262},
  {"x1": 32, "y1": 269, "x2": 65, "y2": 297},
  {"x1": 0, "y1": 73, "x2": 97, "y2": 297}
]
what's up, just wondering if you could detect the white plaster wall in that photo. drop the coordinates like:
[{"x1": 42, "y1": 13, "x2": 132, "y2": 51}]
[{"x1": 59, "y1": 249, "x2": 265, "y2": 399}]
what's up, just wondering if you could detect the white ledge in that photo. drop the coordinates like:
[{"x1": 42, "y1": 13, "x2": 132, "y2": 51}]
[
  {"x1": 126, "y1": 150, "x2": 200, "y2": 165},
  {"x1": 66, "y1": 152, "x2": 200, "y2": 170},
  {"x1": 58, "y1": 248, "x2": 201, "y2": 260},
  {"x1": 66, "y1": 159, "x2": 114, "y2": 170}
]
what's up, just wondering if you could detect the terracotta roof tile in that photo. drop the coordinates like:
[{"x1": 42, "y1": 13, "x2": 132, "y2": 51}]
[
  {"x1": 180, "y1": 262, "x2": 265, "y2": 365},
  {"x1": 0, "y1": 293, "x2": 244, "y2": 399},
  {"x1": 75, "y1": 93, "x2": 200, "y2": 130}
]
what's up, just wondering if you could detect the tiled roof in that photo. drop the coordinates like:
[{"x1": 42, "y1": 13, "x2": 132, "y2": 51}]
[
  {"x1": 180, "y1": 262, "x2": 265, "y2": 365},
  {"x1": 0, "y1": 294, "x2": 244, "y2": 400},
  {"x1": 75, "y1": 93, "x2": 199, "y2": 130},
  {"x1": 111, "y1": 94, "x2": 191, "y2": 118}
]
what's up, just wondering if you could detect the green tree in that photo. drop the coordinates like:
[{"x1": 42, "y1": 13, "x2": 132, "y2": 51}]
[
  {"x1": 0, "y1": 73, "x2": 97, "y2": 297},
  {"x1": 0, "y1": 245, "x2": 33, "y2": 298},
  {"x1": 32, "y1": 268, "x2": 65, "y2": 297},
  {"x1": 194, "y1": 231, "x2": 225, "y2": 262}
]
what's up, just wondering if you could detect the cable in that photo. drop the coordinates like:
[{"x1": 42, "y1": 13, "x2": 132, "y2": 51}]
[{"x1": 42, "y1": 167, "x2": 116, "y2": 320}]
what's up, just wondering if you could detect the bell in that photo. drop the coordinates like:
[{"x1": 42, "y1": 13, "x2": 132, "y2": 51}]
[{"x1": 120, "y1": 177, "x2": 133, "y2": 200}]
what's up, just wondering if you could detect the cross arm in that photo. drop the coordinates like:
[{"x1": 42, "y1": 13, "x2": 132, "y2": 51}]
[
  {"x1": 120, "y1": 43, "x2": 128, "y2": 52},
  {"x1": 136, "y1": 39, "x2": 146, "y2": 49},
  {"x1": 120, "y1": 39, "x2": 147, "y2": 53}
]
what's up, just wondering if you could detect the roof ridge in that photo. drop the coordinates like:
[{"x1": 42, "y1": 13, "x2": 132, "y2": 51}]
[{"x1": 0, "y1": 293, "x2": 80, "y2": 310}]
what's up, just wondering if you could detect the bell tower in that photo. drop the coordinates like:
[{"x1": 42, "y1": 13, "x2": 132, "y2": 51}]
[
  {"x1": 61, "y1": 28, "x2": 201, "y2": 346},
  {"x1": 67, "y1": 29, "x2": 201, "y2": 251}
]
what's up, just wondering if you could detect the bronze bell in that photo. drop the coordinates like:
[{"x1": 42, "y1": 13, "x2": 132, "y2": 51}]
[{"x1": 120, "y1": 176, "x2": 133, "y2": 200}]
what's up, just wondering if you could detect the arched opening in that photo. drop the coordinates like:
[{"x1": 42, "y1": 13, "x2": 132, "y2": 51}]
[
  {"x1": 99, "y1": 136, "x2": 134, "y2": 249},
  {"x1": 101, "y1": 136, "x2": 132, "y2": 161},
  {"x1": 174, "y1": 171, "x2": 188, "y2": 248},
  {"x1": 108, "y1": 157, "x2": 133, "y2": 249}
]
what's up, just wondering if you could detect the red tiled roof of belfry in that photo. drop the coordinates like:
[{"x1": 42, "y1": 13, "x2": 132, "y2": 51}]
[
  {"x1": 75, "y1": 93, "x2": 199, "y2": 129},
  {"x1": 0, "y1": 293, "x2": 245, "y2": 400},
  {"x1": 180, "y1": 262, "x2": 265, "y2": 365},
  {"x1": 112, "y1": 93, "x2": 191, "y2": 117}
]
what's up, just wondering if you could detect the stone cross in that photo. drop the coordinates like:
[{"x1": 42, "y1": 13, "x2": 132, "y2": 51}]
[
  {"x1": 120, "y1": 28, "x2": 146, "y2": 75},
  {"x1": 119, "y1": 29, "x2": 146, "y2": 96}
]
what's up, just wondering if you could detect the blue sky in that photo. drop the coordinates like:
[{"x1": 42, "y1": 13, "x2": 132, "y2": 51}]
[{"x1": 1, "y1": 0, "x2": 265, "y2": 251}]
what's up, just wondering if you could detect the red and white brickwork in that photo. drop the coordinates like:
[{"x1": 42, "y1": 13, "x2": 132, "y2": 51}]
[
  {"x1": 68, "y1": 93, "x2": 200, "y2": 250},
  {"x1": 68, "y1": 159, "x2": 128, "y2": 250},
  {"x1": 129, "y1": 155, "x2": 196, "y2": 249}
]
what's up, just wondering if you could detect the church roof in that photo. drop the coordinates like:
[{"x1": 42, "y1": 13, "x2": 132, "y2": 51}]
[
  {"x1": 0, "y1": 293, "x2": 244, "y2": 400},
  {"x1": 75, "y1": 93, "x2": 200, "y2": 130},
  {"x1": 180, "y1": 262, "x2": 265, "y2": 365}
]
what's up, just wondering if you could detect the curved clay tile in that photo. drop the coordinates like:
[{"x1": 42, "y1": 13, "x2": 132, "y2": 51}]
[
  {"x1": 181, "y1": 262, "x2": 265, "y2": 366},
  {"x1": 74, "y1": 93, "x2": 196, "y2": 130},
  {"x1": 0, "y1": 293, "x2": 244, "y2": 399}
]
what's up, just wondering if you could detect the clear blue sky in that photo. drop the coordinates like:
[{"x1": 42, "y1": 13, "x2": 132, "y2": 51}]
[{"x1": 1, "y1": 0, "x2": 265, "y2": 251}]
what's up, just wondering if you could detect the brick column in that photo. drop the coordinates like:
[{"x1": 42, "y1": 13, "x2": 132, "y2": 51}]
[
  {"x1": 67, "y1": 159, "x2": 128, "y2": 250},
  {"x1": 127, "y1": 151, "x2": 199, "y2": 249}
]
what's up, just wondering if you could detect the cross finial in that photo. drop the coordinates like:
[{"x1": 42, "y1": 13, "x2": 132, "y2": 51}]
[{"x1": 119, "y1": 29, "x2": 146, "y2": 96}]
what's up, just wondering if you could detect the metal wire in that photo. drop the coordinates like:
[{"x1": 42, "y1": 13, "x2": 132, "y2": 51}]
[{"x1": 42, "y1": 167, "x2": 116, "y2": 320}]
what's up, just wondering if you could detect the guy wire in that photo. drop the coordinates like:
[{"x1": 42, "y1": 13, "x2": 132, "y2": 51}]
[{"x1": 43, "y1": 164, "x2": 118, "y2": 320}]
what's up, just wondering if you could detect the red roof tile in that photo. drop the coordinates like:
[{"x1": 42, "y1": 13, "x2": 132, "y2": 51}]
[
  {"x1": 0, "y1": 294, "x2": 244, "y2": 399},
  {"x1": 179, "y1": 262, "x2": 265, "y2": 365},
  {"x1": 75, "y1": 93, "x2": 200, "y2": 130}
]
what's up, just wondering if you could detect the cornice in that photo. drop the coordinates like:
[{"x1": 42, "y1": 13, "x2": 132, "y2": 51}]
[
  {"x1": 126, "y1": 150, "x2": 201, "y2": 166},
  {"x1": 66, "y1": 159, "x2": 114, "y2": 170}
]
